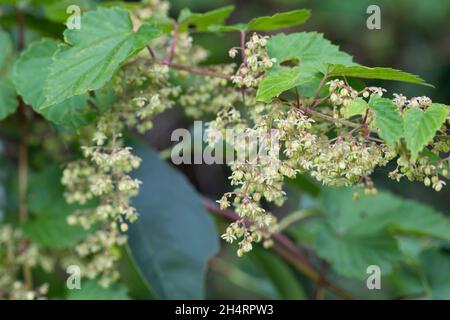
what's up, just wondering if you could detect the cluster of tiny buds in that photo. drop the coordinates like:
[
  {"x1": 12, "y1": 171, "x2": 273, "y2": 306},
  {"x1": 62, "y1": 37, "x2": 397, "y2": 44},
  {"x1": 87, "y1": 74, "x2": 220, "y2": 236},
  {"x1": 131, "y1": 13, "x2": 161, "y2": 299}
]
[
  {"x1": 63, "y1": 146, "x2": 142, "y2": 206},
  {"x1": 217, "y1": 159, "x2": 282, "y2": 256},
  {"x1": 8, "y1": 282, "x2": 49, "y2": 300},
  {"x1": 208, "y1": 80, "x2": 437, "y2": 256},
  {"x1": 327, "y1": 79, "x2": 387, "y2": 109},
  {"x1": 172, "y1": 32, "x2": 208, "y2": 66},
  {"x1": 131, "y1": 0, "x2": 170, "y2": 30},
  {"x1": 58, "y1": 7, "x2": 220, "y2": 287},
  {"x1": 231, "y1": 33, "x2": 275, "y2": 88},
  {"x1": 205, "y1": 107, "x2": 246, "y2": 146},
  {"x1": 179, "y1": 64, "x2": 239, "y2": 118},
  {"x1": 112, "y1": 62, "x2": 179, "y2": 134},
  {"x1": 74, "y1": 224, "x2": 125, "y2": 287}
]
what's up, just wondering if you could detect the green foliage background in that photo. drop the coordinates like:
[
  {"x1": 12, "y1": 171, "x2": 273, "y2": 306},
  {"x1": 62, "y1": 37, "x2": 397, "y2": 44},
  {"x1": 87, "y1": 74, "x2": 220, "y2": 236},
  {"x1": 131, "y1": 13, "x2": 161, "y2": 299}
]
[{"x1": 0, "y1": 0, "x2": 449, "y2": 300}]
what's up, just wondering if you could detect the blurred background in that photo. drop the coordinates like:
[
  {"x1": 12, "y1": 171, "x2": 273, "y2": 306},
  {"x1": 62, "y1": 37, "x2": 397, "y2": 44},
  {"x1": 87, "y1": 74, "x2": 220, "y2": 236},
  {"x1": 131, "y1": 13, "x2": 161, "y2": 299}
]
[
  {"x1": 144, "y1": 0, "x2": 449, "y2": 299},
  {"x1": 152, "y1": 0, "x2": 450, "y2": 210}
]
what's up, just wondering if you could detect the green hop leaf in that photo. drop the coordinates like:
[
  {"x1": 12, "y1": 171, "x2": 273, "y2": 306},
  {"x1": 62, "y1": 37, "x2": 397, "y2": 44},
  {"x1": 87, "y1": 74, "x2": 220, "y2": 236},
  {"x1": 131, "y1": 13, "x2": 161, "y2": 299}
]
[
  {"x1": 313, "y1": 188, "x2": 450, "y2": 279},
  {"x1": 246, "y1": 9, "x2": 311, "y2": 31},
  {"x1": 316, "y1": 224, "x2": 401, "y2": 279},
  {"x1": 420, "y1": 250, "x2": 450, "y2": 299}
]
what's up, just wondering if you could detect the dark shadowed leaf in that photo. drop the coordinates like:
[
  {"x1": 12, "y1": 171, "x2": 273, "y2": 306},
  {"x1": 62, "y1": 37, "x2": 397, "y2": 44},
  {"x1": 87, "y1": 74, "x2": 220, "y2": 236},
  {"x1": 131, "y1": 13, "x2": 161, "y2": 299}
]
[{"x1": 12, "y1": 38, "x2": 94, "y2": 129}]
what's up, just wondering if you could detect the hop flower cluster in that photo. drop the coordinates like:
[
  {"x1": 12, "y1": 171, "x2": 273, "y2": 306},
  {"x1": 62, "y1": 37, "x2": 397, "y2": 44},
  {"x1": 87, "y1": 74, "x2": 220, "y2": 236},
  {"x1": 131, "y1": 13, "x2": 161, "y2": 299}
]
[
  {"x1": 215, "y1": 72, "x2": 450, "y2": 256},
  {"x1": 62, "y1": 140, "x2": 142, "y2": 286}
]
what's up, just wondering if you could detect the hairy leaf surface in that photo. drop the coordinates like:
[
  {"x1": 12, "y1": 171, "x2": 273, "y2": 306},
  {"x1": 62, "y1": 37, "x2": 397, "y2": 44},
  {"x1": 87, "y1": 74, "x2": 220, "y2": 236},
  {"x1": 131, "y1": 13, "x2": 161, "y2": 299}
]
[
  {"x1": 209, "y1": 9, "x2": 310, "y2": 32},
  {"x1": 329, "y1": 65, "x2": 432, "y2": 87}
]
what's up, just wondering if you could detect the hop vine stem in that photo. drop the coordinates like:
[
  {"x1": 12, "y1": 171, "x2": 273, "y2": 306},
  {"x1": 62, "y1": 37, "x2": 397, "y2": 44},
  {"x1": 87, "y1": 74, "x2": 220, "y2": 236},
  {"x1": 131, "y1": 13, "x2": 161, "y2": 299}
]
[
  {"x1": 202, "y1": 197, "x2": 355, "y2": 300},
  {"x1": 145, "y1": 46, "x2": 231, "y2": 79},
  {"x1": 310, "y1": 72, "x2": 329, "y2": 109},
  {"x1": 164, "y1": 23, "x2": 179, "y2": 65}
]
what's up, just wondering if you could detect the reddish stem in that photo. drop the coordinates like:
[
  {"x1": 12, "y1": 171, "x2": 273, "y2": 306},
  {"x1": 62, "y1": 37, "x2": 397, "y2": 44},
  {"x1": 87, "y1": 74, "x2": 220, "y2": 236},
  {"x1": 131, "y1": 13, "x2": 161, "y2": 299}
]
[{"x1": 202, "y1": 197, "x2": 355, "y2": 299}]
